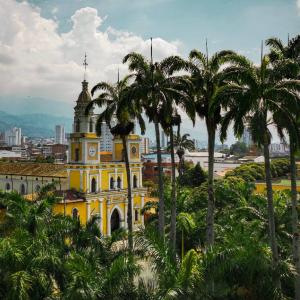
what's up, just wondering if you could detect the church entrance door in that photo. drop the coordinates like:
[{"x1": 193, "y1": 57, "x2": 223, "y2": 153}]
[{"x1": 110, "y1": 209, "x2": 120, "y2": 233}]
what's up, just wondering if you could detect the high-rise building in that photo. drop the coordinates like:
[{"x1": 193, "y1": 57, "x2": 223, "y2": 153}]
[
  {"x1": 100, "y1": 117, "x2": 116, "y2": 152},
  {"x1": 241, "y1": 127, "x2": 252, "y2": 147},
  {"x1": 55, "y1": 125, "x2": 65, "y2": 144},
  {"x1": 141, "y1": 137, "x2": 150, "y2": 154},
  {"x1": 5, "y1": 127, "x2": 22, "y2": 146},
  {"x1": 161, "y1": 131, "x2": 167, "y2": 149}
]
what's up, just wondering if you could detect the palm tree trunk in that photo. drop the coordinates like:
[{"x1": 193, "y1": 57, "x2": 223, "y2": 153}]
[
  {"x1": 263, "y1": 141, "x2": 280, "y2": 279},
  {"x1": 122, "y1": 135, "x2": 133, "y2": 251},
  {"x1": 155, "y1": 120, "x2": 165, "y2": 237},
  {"x1": 170, "y1": 128, "x2": 177, "y2": 249},
  {"x1": 290, "y1": 141, "x2": 300, "y2": 299},
  {"x1": 206, "y1": 119, "x2": 215, "y2": 247}
]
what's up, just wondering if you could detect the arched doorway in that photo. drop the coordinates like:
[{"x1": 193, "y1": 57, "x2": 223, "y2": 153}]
[
  {"x1": 110, "y1": 209, "x2": 120, "y2": 232},
  {"x1": 20, "y1": 184, "x2": 26, "y2": 195},
  {"x1": 91, "y1": 178, "x2": 96, "y2": 193}
]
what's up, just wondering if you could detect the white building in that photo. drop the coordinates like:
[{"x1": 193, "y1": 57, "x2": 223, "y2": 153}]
[
  {"x1": 5, "y1": 127, "x2": 22, "y2": 146},
  {"x1": 55, "y1": 125, "x2": 65, "y2": 144},
  {"x1": 99, "y1": 118, "x2": 116, "y2": 152},
  {"x1": 141, "y1": 137, "x2": 150, "y2": 154},
  {"x1": 269, "y1": 143, "x2": 289, "y2": 155},
  {"x1": 241, "y1": 127, "x2": 252, "y2": 147}
]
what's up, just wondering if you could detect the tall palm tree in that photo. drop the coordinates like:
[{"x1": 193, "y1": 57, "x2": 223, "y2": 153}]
[
  {"x1": 85, "y1": 77, "x2": 145, "y2": 251},
  {"x1": 171, "y1": 133, "x2": 195, "y2": 177},
  {"x1": 216, "y1": 53, "x2": 300, "y2": 283},
  {"x1": 123, "y1": 52, "x2": 194, "y2": 242},
  {"x1": 169, "y1": 48, "x2": 238, "y2": 247},
  {"x1": 266, "y1": 35, "x2": 300, "y2": 299}
]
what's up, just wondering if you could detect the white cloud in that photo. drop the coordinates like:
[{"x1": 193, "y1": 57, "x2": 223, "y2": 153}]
[{"x1": 0, "y1": 0, "x2": 181, "y2": 104}]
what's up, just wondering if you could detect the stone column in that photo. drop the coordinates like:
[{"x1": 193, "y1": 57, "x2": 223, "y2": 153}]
[{"x1": 106, "y1": 198, "x2": 111, "y2": 236}]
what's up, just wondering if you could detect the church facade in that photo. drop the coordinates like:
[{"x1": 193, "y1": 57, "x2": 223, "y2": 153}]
[
  {"x1": 0, "y1": 79, "x2": 146, "y2": 236},
  {"x1": 53, "y1": 79, "x2": 146, "y2": 235}
]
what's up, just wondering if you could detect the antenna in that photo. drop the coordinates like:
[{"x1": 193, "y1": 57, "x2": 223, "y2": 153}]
[{"x1": 83, "y1": 53, "x2": 88, "y2": 81}]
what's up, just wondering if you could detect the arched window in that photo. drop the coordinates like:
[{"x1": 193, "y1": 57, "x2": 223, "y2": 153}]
[
  {"x1": 89, "y1": 119, "x2": 94, "y2": 133},
  {"x1": 35, "y1": 185, "x2": 41, "y2": 192},
  {"x1": 110, "y1": 177, "x2": 115, "y2": 190},
  {"x1": 20, "y1": 184, "x2": 26, "y2": 195},
  {"x1": 5, "y1": 183, "x2": 10, "y2": 191},
  {"x1": 91, "y1": 178, "x2": 96, "y2": 193},
  {"x1": 117, "y1": 176, "x2": 121, "y2": 189},
  {"x1": 75, "y1": 119, "x2": 80, "y2": 132},
  {"x1": 135, "y1": 209, "x2": 139, "y2": 222},
  {"x1": 72, "y1": 208, "x2": 79, "y2": 220},
  {"x1": 133, "y1": 175, "x2": 138, "y2": 188}
]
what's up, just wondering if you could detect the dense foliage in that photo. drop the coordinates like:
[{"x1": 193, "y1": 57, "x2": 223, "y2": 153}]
[{"x1": 225, "y1": 158, "x2": 290, "y2": 182}]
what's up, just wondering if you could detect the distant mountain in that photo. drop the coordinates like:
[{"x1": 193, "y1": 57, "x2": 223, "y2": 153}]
[{"x1": 0, "y1": 111, "x2": 72, "y2": 137}]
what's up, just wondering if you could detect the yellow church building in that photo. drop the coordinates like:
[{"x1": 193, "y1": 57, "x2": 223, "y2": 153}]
[
  {"x1": 53, "y1": 79, "x2": 146, "y2": 235},
  {"x1": 0, "y1": 79, "x2": 147, "y2": 236}
]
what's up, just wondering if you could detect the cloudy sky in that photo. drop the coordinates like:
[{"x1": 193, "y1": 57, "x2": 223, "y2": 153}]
[{"x1": 1, "y1": 0, "x2": 300, "y2": 142}]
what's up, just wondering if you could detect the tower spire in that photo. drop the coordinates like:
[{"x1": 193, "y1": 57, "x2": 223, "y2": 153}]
[{"x1": 83, "y1": 53, "x2": 88, "y2": 81}]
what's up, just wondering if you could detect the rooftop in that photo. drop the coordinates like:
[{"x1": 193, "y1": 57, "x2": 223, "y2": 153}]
[{"x1": 0, "y1": 162, "x2": 67, "y2": 177}]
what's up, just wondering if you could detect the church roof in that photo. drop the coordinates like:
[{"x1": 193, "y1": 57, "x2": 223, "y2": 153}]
[
  {"x1": 0, "y1": 162, "x2": 67, "y2": 177},
  {"x1": 77, "y1": 80, "x2": 91, "y2": 103}
]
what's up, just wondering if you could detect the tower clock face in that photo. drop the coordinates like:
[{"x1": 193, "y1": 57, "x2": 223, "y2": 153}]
[
  {"x1": 89, "y1": 146, "x2": 96, "y2": 157},
  {"x1": 131, "y1": 146, "x2": 137, "y2": 154}
]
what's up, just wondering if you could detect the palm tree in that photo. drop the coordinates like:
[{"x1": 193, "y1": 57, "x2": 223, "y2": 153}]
[
  {"x1": 177, "y1": 212, "x2": 196, "y2": 260},
  {"x1": 171, "y1": 133, "x2": 195, "y2": 177},
  {"x1": 85, "y1": 77, "x2": 145, "y2": 251},
  {"x1": 123, "y1": 52, "x2": 194, "y2": 242},
  {"x1": 266, "y1": 35, "x2": 300, "y2": 299},
  {"x1": 216, "y1": 53, "x2": 300, "y2": 284},
  {"x1": 170, "y1": 48, "x2": 238, "y2": 247}
]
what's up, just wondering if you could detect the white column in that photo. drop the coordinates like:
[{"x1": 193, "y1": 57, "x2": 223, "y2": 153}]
[
  {"x1": 86, "y1": 170, "x2": 89, "y2": 193},
  {"x1": 139, "y1": 167, "x2": 142, "y2": 187},
  {"x1": 114, "y1": 167, "x2": 117, "y2": 189},
  {"x1": 106, "y1": 198, "x2": 111, "y2": 236},
  {"x1": 99, "y1": 198, "x2": 103, "y2": 234},
  {"x1": 98, "y1": 170, "x2": 102, "y2": 192}
]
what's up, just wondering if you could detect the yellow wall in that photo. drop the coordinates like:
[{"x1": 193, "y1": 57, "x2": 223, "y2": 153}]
[
  {"x1": 71, "y1": 142, "x2": 82, "y2": 161},
  {"x1": 114, "y1": 142, "x2": 123, "y2": 161},
  {"x1": 255, "y1": 183, "x2": 300, "y2": 193}
]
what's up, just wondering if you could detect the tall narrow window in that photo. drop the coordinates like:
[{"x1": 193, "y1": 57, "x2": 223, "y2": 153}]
[
  {"x1": 110, "y1": 177, "x2": 115, "y2": 190},
  {"x1": 89, "y1": 119, "x2": 94, "y2": 132},
  {"x1": 91, "y1": 178, "x2": 96, "y2": 193},
  {"x1": 117, "y1": 176, "x2": 121, "y2": 189},
  {"x1": 133, "y1": 175, "x2": 138, "y2": 188},
  {"x1": 5, "y1": 183, "x2": 10, "y2": 191},
  {"x1": 72, "y1": 208, "x2": 79, "y2": 220},
  {"x1": 135, "y1": 209, "x2": 139, "y2": 221},
  {"x1": 20, "y1": 184, "x2": 26, "y2": 195}
]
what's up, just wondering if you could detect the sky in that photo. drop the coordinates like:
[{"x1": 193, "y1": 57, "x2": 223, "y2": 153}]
[{"x1": 1, "y1": 0, "x2": 300, "y2": 143}]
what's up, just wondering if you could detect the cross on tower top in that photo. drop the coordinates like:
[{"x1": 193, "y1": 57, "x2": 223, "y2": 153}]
[{"x1": 83, "y1": 53, "x2": 88, "y2": 81}]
